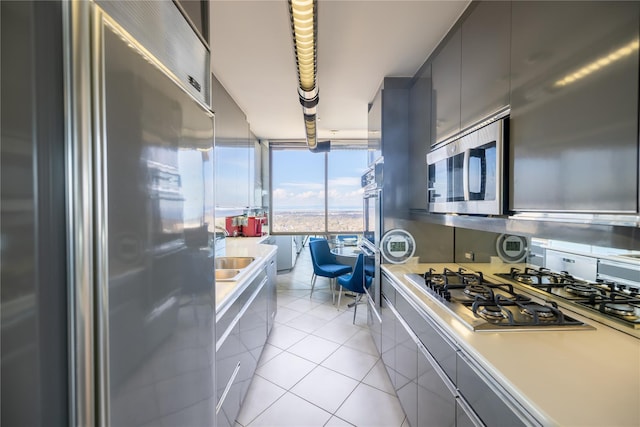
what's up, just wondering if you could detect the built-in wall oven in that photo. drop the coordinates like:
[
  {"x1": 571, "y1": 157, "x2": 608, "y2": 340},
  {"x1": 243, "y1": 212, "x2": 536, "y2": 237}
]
[
  {"x1": 427, "y1": 117, "x2": 508, "y2": 215},
  {"x1": 360, "y1": 160, "x2": 383, "y2": 335}
]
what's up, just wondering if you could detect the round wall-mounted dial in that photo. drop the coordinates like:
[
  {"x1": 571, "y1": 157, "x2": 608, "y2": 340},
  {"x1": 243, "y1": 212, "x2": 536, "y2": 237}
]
[
  {"x1": 381, "y1": 229, "x2": 416, "y2": 264},
  {"x1": 496, "y1": 234, "x2": 528, "y2": 263}
]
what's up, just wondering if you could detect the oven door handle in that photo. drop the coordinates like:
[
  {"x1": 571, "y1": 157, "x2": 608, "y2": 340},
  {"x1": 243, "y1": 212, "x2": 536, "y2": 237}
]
[{"x1": 358, "y1": 239, "x2": 380, "y2": 257}]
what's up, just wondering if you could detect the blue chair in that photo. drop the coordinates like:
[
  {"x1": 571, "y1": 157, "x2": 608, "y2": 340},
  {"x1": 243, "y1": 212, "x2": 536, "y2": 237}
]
[
  {"x1": 336, "y1": 253, "x2": 372, "y2": 323},
  {"x1": 309, "y1": 239, "x2": 352, "y2": 304}
]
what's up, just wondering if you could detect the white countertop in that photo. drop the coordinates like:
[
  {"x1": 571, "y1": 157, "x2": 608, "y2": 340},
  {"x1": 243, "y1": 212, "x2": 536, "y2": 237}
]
[
  {"x1": 215, "y1": 235, "x2": 276, "y2": 313},
  {"x1": 382, "y1": 262, "x2": 640, "y2": 427}
]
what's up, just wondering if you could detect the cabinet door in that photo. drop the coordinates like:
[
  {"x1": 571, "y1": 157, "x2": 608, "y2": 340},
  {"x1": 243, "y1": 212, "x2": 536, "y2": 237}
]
[
  {"x1": 367, "y1": 296, "x2": 382, "y2": 356},
  {"x1": 510, "y1": 1, "x2": 639, "y2": 213},
  {"x1": 455, "y1": 399, "x2": 480, "y2": 427},
  {"x1": 432, "y1": 27, "x2": 461, "y2": 145},
  {"x1": 394, "y1": 296, "x2": 418, "y2": 427},
  {"x1": 238, "y1": 277, "x2": 268, "y2": 405},
  {"x1": 404, "y1": 301, "x2": 457, "y2": 383},
  {"x1": 176, "y1": 0, "x2": 208, "y2": 42},
  {"x1": 460, "y1": 1, "x2": 511, "y2": 129},
  {"x1": 368, "y1": 88, "x2": 383, "y2": 165},
  {"x1": 380, "y1": 294, "x2": 396, "y2": 388},
  {"x1": 409, "y1": 64, "x2": 432, "y2": 210},
  {"x1": 216, "y1": 323, "x2": 241, "y2": 427},
  {"x1": 456, "y1": 352, "x2": 528, "y2": 427},
  {"x1": 266, "y1": 256, "x2": 277, "y2": 334},
  {"x1": 417, "y1": 345, "x2": 456, "y2": 427},
  {"x1": 212, "y1": 74, "x2": 251, "y2": 208}
]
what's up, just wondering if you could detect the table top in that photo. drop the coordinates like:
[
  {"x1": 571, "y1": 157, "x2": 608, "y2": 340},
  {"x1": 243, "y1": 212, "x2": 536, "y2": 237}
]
[{"x1": 330, "y1": 247, "x2": 361, "y2": 257}]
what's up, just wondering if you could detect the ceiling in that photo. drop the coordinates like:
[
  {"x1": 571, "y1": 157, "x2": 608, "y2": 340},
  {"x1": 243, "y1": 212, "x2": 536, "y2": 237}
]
[{"x1": 209, "y1": 0, "x2": 470, "y2": 142}]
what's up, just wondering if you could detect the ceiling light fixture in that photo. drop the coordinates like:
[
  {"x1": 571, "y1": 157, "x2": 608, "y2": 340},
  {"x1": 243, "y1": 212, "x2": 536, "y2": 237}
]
[{"x1": 289, "y1": 0, "x2": 329, "y2": 152}]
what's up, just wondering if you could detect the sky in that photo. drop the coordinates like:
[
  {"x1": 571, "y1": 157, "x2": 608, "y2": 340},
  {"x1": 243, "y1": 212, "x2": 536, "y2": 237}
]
[{"x1": 272, "y1": 149, "x2": 368, "y2": 210}]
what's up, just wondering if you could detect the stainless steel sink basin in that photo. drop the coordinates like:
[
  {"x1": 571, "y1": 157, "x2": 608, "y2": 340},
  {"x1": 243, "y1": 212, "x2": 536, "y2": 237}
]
[
  {"x1": 215, "y1": 257, "x2": 255, "y2": 270},
  {"x1": 619, "y1": 254, "x2": 640, "y2": 259},
  {"x1": 215, "y1": 269, "x2": 241, "y2": 281}
]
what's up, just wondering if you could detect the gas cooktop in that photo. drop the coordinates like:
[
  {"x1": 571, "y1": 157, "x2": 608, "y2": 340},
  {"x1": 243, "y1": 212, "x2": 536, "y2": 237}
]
[
  {"x1": 497, "y1": 267, "x2": 640, "y2": 331},
  {"x1": 405, "y1": 267, "x2": 594, "y2": 332}
]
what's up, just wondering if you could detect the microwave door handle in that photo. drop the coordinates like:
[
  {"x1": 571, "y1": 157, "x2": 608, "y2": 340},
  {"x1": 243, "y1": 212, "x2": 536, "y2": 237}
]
[
  {"x1": 466, "y1": 148, "x2": 487, "y2": 200},
  {"x1": 463, "y1": 150, "x2": 470, "y2": 202}
]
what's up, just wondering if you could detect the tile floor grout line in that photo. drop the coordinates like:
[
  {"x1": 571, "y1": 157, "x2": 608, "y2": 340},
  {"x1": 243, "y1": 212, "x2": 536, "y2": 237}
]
[{"x1": 235, "y1": 244, "x2": 405, "y2": 426}]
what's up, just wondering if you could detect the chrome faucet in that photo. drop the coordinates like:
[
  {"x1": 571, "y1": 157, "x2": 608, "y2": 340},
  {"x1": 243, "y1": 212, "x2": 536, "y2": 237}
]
[{"x1": 215, "y1": 225, "x2": 230, "y2": 237}]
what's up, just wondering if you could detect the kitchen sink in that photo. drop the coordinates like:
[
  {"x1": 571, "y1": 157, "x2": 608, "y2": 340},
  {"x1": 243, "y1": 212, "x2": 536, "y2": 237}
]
[
  {"x1": 215, "y1": 257, "x2": 255, "y2": 270},
  {"x1": 215, "y1": 269, "x2": 241, "y2": 281},
  {"x1": 619, "y1": 254, "x2": 640, "y2": 259}
]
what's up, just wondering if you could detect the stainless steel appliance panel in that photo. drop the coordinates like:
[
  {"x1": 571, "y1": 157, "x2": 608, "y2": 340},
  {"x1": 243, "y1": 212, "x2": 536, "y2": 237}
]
[
  {"x1": 96, "y1": 0, "x2": 210, "y2": 106},
  {"x1": 1, "y1": 2, "x2": 69, "y2": 424},
  {"x1": 510, "y1": 1, "x2": 639, "y2": 213},
  {"x1": 545, "y1": 250, "x2": 598, "y2": 281},
  {"x1": 101, "y1": 19, "x2": 215, "y2": 426}
]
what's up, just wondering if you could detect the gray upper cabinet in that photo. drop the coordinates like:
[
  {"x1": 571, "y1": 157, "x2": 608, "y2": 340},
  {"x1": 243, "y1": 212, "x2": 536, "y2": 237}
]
[
  {"x1": 409, "y1": 64, "x2": 432, "y2": 210},
  {"x1": 431, "y1": 27, "x2": 461, "y2": 145},
  {"x1": 369, "y1": 78, "x2": 411, "y2": 220},
  {"x1": 176, "y1": 0, "x2": 209, "y2": 43},
  {"x1": 367, "y1": 88, "x2": 382, "y2": 165},
  {"x1": 510, "y1": 1, "x2": 639, "y2": 213},
  {"x1": 460, "y1": 1, "x2": 511, "y2": 129},
  {"x1": 250, "y1": 132, "x2": 262, "y2": 208},
  {"x1": 213, "y1": 73, "x2": 256, "y2": 209}
]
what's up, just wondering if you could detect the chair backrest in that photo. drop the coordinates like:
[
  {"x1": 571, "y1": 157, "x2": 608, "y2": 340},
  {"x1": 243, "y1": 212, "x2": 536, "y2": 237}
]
[
  {"x1": 309, "y1": 239, "x2": 337, "y2": 271},
  {"x1": 351, "y1": 253, "x2": 369, "y2": 292}
]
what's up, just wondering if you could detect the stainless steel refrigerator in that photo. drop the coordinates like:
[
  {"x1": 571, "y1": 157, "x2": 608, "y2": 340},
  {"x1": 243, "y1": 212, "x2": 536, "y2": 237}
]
[{"x1": 2, "y1": 1, "x2": 216, "y2": 425}]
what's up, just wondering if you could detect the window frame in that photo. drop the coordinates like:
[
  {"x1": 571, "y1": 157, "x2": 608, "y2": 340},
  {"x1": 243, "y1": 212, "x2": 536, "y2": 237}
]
[{"x1": 268, "y1": 143, "x2": 367, "y2": 235}]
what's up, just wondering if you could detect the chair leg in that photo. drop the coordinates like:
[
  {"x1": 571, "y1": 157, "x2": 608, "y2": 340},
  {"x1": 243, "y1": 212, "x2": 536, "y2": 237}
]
[
  {"x1": 352, "y1": 293, "x2": 363, "y2": 324},
  {"x1": 353, "y1": 297, "x2": 357, "y2": 324},
  {"x1": 310, "y1": 273, "x2": 316, "y2": 298},
  {"x1": 337, "y1": 285, "x2": 343, "y2": 309},
  {"x1": 331, "y1": 278, "x2": 336, "y2": 304}
]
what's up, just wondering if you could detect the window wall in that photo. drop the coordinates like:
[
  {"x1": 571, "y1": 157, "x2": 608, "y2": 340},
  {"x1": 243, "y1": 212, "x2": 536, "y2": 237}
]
[{"x1": 270, "y1": 144, "x2": 368, "y2": 234}]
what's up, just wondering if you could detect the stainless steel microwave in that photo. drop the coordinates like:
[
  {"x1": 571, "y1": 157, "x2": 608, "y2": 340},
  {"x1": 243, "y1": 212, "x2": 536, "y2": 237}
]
[{"x1": 426, "y1": 117, "x2": 507, "y2": 215}]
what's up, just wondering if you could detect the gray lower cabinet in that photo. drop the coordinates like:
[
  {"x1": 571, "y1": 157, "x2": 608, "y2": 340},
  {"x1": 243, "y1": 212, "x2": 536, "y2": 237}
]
[
  {"x1": 216, "y1": 269, "x2": 269, "y2": 427},
  {"x1": 381, "y1": 276, "x2": 397, "y2": 388},
  {"x1": 216, "y1": 321, "x2": 241, "y2": 427},
  {"x1": 456, "y1": 352, "x2": 527, "y2": 427},
  {"x1": 510, "y1": 1, "x2": 639, "y2": 213},
  {"x1": 367, "y1": 292, "x2": 382, "y2": 356},
  {"x1": 394, "y1": 312, "x2": 418, "y2": 427},
  {"x1": 266, "y1": 254, "x2": 277, "y2": 334},
  {"x1": 417, "y1": 343, "x2": 456, "y2": 427},
  {"x1": 455, "y1": 398, "x2": 478, "y2": 427},
  {"x1": 380, "y1": 294, "x2": 397, "y2": 389},
  {"x1": 377, "y1": 273, "x2": 538, "y2": 427}
]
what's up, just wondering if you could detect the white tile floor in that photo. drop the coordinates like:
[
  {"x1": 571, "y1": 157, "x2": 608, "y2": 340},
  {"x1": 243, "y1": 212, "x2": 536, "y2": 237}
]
[{"x1": 235, "y1": 243, "x2": 407, "y2": 427}]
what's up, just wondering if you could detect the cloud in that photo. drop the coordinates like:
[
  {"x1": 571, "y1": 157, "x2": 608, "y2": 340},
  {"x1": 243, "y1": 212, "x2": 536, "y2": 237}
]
[
  {"x1": 280, "y1": 181, "x2": 324, "y2": 191},
  {"x1": 328, "y1": 176, "x2": 360, "y2": 187}
]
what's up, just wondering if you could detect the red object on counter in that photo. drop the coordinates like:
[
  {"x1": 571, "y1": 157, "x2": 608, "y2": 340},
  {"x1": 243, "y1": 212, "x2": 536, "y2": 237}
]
[
  {"x1": 242, "y1": 216, "x2": 262, "y2": 237},
  {"x1": 225, "y1": 216, "x2": 241, "y2": 237}
]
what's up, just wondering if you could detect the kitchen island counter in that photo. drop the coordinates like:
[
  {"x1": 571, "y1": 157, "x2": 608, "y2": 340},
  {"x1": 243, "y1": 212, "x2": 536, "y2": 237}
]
[{"x1": 382, "y1": 263, "x2": 640, "y2": 427}]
